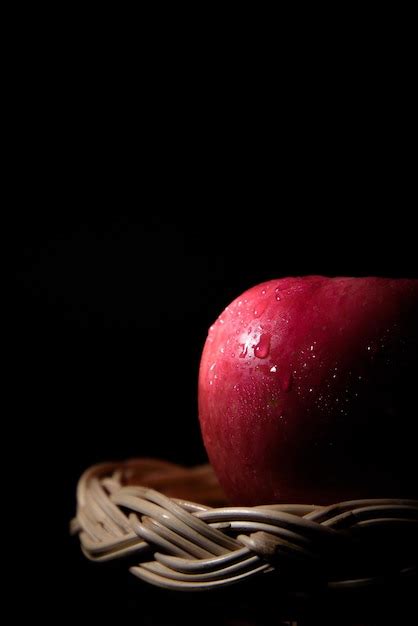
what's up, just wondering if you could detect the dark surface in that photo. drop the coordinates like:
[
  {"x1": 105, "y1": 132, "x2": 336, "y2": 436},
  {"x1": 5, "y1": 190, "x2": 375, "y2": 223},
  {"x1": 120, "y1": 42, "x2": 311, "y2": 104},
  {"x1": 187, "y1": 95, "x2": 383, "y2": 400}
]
[
  {"x1": 14, "y1": 214, "x2": 418, "y2": 623},
  {"x1": 9, "y1": 13, "x2": 417, "y2": 620}
]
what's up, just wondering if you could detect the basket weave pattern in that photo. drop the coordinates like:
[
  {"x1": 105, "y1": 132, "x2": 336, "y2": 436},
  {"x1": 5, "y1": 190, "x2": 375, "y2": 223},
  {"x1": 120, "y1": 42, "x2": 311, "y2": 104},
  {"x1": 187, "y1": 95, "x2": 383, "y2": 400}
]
[{"x1": 71, "y1": 459, "x2": 418, "y2": 592}]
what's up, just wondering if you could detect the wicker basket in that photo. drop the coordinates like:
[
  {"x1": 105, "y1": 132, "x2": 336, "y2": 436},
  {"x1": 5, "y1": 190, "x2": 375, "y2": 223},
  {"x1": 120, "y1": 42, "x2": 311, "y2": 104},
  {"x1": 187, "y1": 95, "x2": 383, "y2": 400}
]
[{"x1": 71, "y1": 458, "x2": 417, "y2": 594}]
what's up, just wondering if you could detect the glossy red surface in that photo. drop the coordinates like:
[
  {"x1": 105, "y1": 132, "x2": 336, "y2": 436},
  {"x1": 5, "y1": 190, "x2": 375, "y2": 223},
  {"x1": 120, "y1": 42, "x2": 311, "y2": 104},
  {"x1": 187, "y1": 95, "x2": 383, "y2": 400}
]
[{"x1": 198, "y1": 277, "x2": 418, "y2": 504}]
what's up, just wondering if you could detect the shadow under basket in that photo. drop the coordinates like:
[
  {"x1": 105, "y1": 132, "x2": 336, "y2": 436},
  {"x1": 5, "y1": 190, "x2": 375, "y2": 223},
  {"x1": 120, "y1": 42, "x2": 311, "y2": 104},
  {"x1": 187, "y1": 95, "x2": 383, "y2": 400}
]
[{"x1": 71, "y1": 458, "x2": 418, "y2": 596}]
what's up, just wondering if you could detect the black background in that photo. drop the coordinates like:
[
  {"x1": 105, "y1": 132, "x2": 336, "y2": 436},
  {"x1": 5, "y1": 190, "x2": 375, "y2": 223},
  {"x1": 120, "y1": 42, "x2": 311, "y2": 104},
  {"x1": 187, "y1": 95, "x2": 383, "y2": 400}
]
[
  {"x1": 10, "y1": 25, "x2": 418, "y2": 621},
  {"x1": 15, "y1": 210, "x2": 417, "y2": 624}
]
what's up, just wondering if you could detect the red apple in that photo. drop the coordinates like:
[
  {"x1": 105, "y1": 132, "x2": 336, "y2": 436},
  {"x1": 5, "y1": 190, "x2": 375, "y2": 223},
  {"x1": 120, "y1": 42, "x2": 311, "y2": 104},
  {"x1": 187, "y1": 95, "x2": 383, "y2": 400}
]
[{"x1": 198, "y1": 276, "x2": 418, "y2": 505}]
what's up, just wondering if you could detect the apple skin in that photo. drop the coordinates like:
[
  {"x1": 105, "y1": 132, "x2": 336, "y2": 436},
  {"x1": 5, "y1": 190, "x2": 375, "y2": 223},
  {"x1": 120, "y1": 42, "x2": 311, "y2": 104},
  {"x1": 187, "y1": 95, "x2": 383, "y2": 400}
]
[{"x1": 198, "y1": 277, "x2": 418, "y2": 505}]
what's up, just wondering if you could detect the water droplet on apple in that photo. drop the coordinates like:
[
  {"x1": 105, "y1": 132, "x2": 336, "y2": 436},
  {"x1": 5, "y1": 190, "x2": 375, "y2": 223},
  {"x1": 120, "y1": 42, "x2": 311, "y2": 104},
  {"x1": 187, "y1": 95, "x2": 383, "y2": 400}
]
[
  {"x1": 253, "y1": 300, "x2": 267, "y2": 318},
  {"x1": 275, "y1": 286, "x2": 285, "y2": 301},
  {"x1": 254, "y1": 333, "x2": 271, "y2": 358},
  {"x1": 270, "y1": 365, "x2": 277, "y2": 373},
  {"x1": 282, "y1": 372, "x2": 293, "y2": 392},
  {"x1": 239, "y1": 344, "x2": 248, "y2": 358}
]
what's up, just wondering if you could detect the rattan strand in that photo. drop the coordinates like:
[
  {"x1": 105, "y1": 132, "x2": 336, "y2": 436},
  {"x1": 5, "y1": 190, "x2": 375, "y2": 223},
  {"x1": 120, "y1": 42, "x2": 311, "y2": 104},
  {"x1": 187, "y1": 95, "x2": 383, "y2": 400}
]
[{"x1": 71, "y1": 459, "x2": 418, "y2": 592}]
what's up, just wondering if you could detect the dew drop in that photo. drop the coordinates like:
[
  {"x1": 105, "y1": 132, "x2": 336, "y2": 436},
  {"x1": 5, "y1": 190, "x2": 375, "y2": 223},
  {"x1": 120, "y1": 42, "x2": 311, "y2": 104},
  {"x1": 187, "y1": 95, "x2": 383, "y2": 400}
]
[
  {"x1": 254, "y1": 333, "x2": 271, "y2": 359},
  {"x1": 253, "y1": 300, "x2": 267, "y2": 318},
  {"x1": 276, "y1": 285, "x2": 284, "y2": 298},
  {"x1": 270, "y1": 365, "x2": 277, "y2": 373},
  {"x1": 239, "y1": 344, "x2": 248, "y2": 358},
  {"x1": 282, "y1": 371, "x2": 293, "y2": 392}
]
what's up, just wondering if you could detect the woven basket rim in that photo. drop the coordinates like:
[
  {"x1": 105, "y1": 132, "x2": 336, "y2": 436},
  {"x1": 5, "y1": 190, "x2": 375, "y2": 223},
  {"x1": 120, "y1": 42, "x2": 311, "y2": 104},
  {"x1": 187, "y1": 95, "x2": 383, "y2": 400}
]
[{"x1": 72, "y1": 458, "x2": 418, "y2": 593}]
